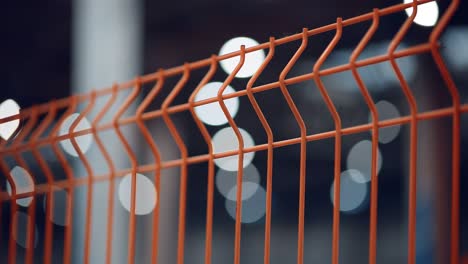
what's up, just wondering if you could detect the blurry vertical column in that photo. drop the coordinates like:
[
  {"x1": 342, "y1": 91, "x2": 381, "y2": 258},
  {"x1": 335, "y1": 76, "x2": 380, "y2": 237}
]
[
  {"x1": 401, "y1": 64, "x2": 451, "y2": 264},
  {"x1": 71, "y1": 0, "x2": 142, "y2": 263}
]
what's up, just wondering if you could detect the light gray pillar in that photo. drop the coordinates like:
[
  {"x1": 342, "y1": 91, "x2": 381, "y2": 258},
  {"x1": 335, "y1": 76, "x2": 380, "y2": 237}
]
[{"x1": 71, "y1": 0, "x2": 142, "y2": 263}]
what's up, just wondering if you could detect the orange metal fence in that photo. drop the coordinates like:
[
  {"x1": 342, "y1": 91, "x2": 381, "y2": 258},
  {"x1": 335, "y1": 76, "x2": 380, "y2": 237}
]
[{"x1": 0, "y1": 0, "x2": 464, "y2": 263}]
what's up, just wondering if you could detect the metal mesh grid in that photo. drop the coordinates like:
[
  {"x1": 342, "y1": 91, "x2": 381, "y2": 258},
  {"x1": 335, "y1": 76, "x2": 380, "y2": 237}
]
[{"x1": 0, "y1": 0, "x2": 463, "y2": 263}]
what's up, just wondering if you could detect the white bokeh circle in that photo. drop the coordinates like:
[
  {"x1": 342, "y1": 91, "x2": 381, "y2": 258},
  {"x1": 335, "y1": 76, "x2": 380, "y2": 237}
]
[
  {"x1": 225, "y1": 184, "x2": 266, "y2": 223},
  {"x1": 216, "y1": 164, "x2": 260, "y2": 201},
  {"x1": 118, "y1": 173, "x2": 157, "y2": 215},
  {"x1": 0, "y1": 99, "x2": 20, "y2": 140},
  {"x1": 404, "y1": 0, "x2": 439, "y2": 27},
  {"x1": 194, "y1": 82, "x2": 239, "y2": 126},
  {"x1": 226, "y1": 182, "x2": 260, "y2": 202},
  {"x1": 6, "y1": 166, "x2": 34, "y2": 207},
  {"x1": 212, "y1": 127, "x2": 255, "y2": 171},
  {"x1": 59, "y1": 113, "x2": 93, "y2": 157},
  {"x1": 346, "y1": 140, "x2": 383, "y2": 183},
  {"x1": 330, "y1": 169, "x2": 368, "y2": 213},
  {"x1": 219, "y1": 37, "x2": 266, "y2": 78},
  {"x1": 369, "y1": 100, "x2": 401, "y2": 144}
]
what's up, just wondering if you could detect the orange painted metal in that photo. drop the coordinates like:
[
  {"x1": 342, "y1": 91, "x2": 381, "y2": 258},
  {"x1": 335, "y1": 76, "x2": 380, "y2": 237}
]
[
  {"x1": 47, "y1": 96, "x2": 78, "y2": 263},
  {"x1": 29, "y1": 101, "x2": 57, "y2": 264},
  {"x1": 113, "y1": 86, "x2": 140, "y2": 264},
  {"x1": 312, "y1": 19, "x2": 343, "y2": 264},
  {"x1": 189, "y1": 58, "x2": 217, "y2": 264},
  {"x1": 218, "y1": 46, "x2": 246, "y2": 264},
  {"x1": 245, "y1": 38, "x2": 275, "y2": 264},
  {"x1": 93, "y1": 86, "x2": 118, "y2": 264},
  {"x1": 136, "y1": 76, "x2": 164, "y2": 264},
  {"x1": 0, "y1": 0, "x2": 464, "y2": 263},
  {"x1": 161, "y1": 65, "x2": 190, "y2": 264},
  {"x1": 278, "y1": 28, "x2": 308, "y2": 264},
  {"x1": 349, "y1": 9, "x2": 380, "y2": 264},
  {"x1": 428, "y1": 0, "x2": 461, "y2": 263},
  {"x1": 387, "y1": 2, "x2": 419, "y2": 263}
]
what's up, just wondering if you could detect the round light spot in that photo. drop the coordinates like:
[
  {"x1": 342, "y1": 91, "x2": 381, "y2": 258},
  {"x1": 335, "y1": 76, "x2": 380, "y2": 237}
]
[
  {"x1": 194, "y1": 82, "x2": 240, "y2": 126},
  {"x1": 216, "y1": 164, "x2": 260, "y2": 201},
  {"x1": 404, "y1": 0, "x2": 439, "y2": 27},
  {"x1": 0, "y1": 99, "x2": 20, "y2": 140},
  {"x1": 6, "y1": 166, "x2": 34, "y2": 207},
  {"x1": 118, "y1": 173, "x2": 157, "y2": 215},
  {"x1": 369, "y1": 101, "x2": 401, "y2": 144},
  {"x1": 13, "y1": 211, "x2": 38, "y2": 249},
  {"x1": 442, "y1": 27, "x2": 468, "y2": 69},
  {"x1": 225, "y1": 185, "x2": 266, "y2": 223},
  {"x1": 43, "y1": 187, "x2": 69, "y2": 226},
  {"x1": 346, "y1": 140, "x2": 383, "y2": 183},
  {"x1": 219, "y1": 37, "x2": 266, "y2": 78},
  {"x1": 226, "y1": 182, "x2": 260, "y2": 202},
  {"x1": 212, "y1": 127, "x2": 255, "y2": 171},
  {"x1": 59, "y1": 113, "x2": 93, "y2": 157},
  {"x1": 330, "y1": 169, "x2": 368, "y2": 213}
]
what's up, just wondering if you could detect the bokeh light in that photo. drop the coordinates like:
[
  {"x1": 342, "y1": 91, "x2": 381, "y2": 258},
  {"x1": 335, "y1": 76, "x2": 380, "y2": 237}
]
[
  {"x1": 13, "y1": 211, "x2": 38, "y2": 249},
  {"x1": 218, "y1": 37, "x2": 265, "y2": 78},
  {"x1": 346, "y1": 140, "x2": 383, "y2": 183},
  {"x1": 0, "y1": 99, "x2": 20, "y2": 140},
  {"x1": 59, "y1": 113, "x2": 93, "y2": 157},
  {"x1": 212, "y1": 127, "x2": 255, "y2": 171},
  {"x1": 118, "y1": 173, "x2": 157, "y2": 215},
  {"x1": 330, "y1": 169, "x2": 368, "y2": 213},
  {"x1": 225, "y1": 184, "x2": 266, "y2": 223},
  {"x1": 216, "y1": 164, "x2": 260, "y2": 201},
  {"x1": 369, "y1": 100, "x2": 401, "y2": 144},
  {"x1": 404, "y1": 0, "x2": 439, "y2": 27},
  {"x1": 442, "y1": 27, "x2": 468, "y2": 69},
  {"x1": 6, "y1": 166, "x2": 34, "y2": 207},
  {"x1": 226, "y1": 182, "x2": 261, "y2": 202},
  {"x1": 194, "y1": 82, "x2": 239, "y2": 126},
  {"x1": 43, "y1": 186, "x2": 69, "y2": 226}
]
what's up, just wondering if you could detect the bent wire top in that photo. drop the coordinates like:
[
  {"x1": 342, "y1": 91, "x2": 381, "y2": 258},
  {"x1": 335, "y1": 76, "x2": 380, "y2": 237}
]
[{"x1": 0, "y1": 0, "x2": 463, "y2": 264}]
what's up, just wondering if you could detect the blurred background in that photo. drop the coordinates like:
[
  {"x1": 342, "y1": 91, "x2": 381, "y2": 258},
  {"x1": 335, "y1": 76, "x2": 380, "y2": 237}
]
[{"x1": 0, "y1": 0, "x2": 467, "y2": 263}]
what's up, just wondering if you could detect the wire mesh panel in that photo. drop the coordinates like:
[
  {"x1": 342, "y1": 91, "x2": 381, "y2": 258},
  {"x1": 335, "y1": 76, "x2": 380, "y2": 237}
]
[{"x1": 0, "y1": 0, "x2": 464, "y2": 263}]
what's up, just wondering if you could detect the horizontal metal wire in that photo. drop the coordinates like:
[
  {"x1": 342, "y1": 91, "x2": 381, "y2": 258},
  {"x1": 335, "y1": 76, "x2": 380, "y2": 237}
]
[
  {"x1": 0, "y1": 103, "x2": 466, "y2": 202},
  {"x1": 0, "y1": 0, "x2": 462, "y2": 264}
]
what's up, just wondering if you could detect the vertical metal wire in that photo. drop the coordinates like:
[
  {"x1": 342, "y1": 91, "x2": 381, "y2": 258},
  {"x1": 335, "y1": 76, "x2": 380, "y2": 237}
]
[
  {"x1": 50, "y1": 96, "x2": 78, "y2": 264},
  {"x1": 112, "y1": 86, "x2": 141, "y2": 264},
  {"x1": 69, "y1": 92, "x2": 97, "y2": 264},
  {"x1": 161, "y1": 65, "x2": 190, "y2": 264},
  {"x1": 245, "y1": 38, "x2": 276, "y2": 264},
  {"x1": 0, "y1": 118, "x2": 19, "y2": 255},
  {"x1": 217, "y1": 47, "x2": 246, "y2": 264},
  {"x1": 135, "y1": 74, "x2": 165, "y2": 264},
  {"x1": 29, "y1": 102, "x2": 59, "y2": 263},
  {"x1": 278, "y1": 29, "x2": 308, "y2": 264},
  {"x1": 14, "y1": 153, "x2": 35, "y2": 264},
  {"x1": 0, "y1": 2, "x2": 463, "y2": 263},
  {"x1": 7, "y1": 107, "x2": 39, "y2": 264},
  {"x1": 0, "y1": 156, "x2": 14, "y2": 255},
  {"x1": 387, "y1": 1, "x2": 418, "y2": 262},
  {"x1": 11, "y1": 134, "x2": 37, "y2": 264},
  {"x1": 90, "y1": 85, "x2": 119, "y2": 264},
  {"x1": 188, "y1": 58, "x2": 217, "y2": 264},
  {"x1": 312, "y1": 18, "x2": 343, "y2": 264},
  {"x1": 0, "y1": 153, "x2": 19, "y2": 264},
  {"x1": 429, "y1": 0, "x2": 460, "y2": 263},
  {"x1": 349, "y1": 9, "x2": 380, "y2": 264}
]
